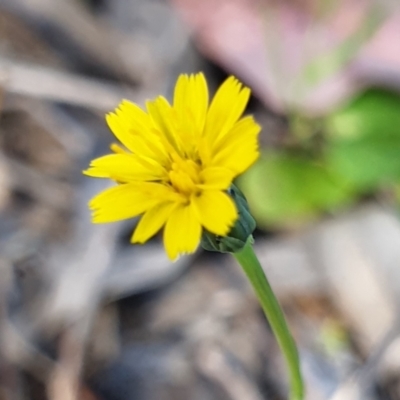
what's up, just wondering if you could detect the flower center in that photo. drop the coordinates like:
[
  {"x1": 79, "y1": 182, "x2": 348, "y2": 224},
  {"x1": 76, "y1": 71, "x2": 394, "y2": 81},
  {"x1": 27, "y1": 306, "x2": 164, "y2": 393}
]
[{"x1": 168, "y1": 158, "x2": 201, "y2": 195}]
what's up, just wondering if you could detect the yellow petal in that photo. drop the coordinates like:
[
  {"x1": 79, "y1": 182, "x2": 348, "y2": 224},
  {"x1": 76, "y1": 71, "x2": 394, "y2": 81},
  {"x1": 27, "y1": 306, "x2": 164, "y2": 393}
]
[
  {"x1": 211, "y1": 117, "x2": 260, "y2": 175},
  {"x1": 110, "y1": 143, "x2": 128, "y2": 154},
  {"x1": 211, "y1": 116, "x2": 260, "y2": 155},
  {"x1": 146, "y1": 96, "x2": 182, "y2": 155},
  {"x1": 83, "y1": 154, "x2": 167, "y2": 181},
  {"x1": 198, "y1": 167, "x2": 234, "y2": 190},
  {"x1": 213, "y1": 140, "x2": 259, "y2": 176},
  {"x1": 173, "y1": 73, "x2": 208, "y2": 139},
  {"x1": 117, "y1": 99, "x2": 152, "y2": 128},
  {"x1": 106, "y1": 102, "x2": 168, "y2": 162},
  {"x1": 105, "y1": 111, "x2": 140, "y2": 153},
  {"x1": 163, "y1": 203, "x2": 202, "y2": 260},
  {"x1": 89, "y1": 182, "x2": 173, "y2": 223},
  {"x1": 192, "y1": 190, "x2": 237, "y2": 236},
  {"x1": 204, "y1": 76, "x2": 251, "y2": 144},
  {"x1": 132, "y1": 202, "x2": 178, "y2": 244}
]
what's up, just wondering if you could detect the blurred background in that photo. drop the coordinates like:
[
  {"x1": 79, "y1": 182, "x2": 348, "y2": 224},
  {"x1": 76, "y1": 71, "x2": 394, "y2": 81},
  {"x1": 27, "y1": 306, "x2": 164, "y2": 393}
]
[{"x1": 1, "y1": 0, "x2": 400, "y2": 399}]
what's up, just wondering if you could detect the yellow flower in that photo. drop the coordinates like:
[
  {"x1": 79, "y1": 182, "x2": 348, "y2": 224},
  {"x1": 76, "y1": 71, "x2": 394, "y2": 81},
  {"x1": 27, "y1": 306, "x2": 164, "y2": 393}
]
[{"x1": 84, "y1": 73, "x2": 260, "y2": 260}]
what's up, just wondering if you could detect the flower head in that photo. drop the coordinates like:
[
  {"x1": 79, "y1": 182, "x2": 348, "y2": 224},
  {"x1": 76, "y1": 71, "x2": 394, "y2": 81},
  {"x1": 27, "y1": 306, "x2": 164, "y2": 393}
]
[{"x1": 84, "y1": 73, "x2": 260, "y2": 260}]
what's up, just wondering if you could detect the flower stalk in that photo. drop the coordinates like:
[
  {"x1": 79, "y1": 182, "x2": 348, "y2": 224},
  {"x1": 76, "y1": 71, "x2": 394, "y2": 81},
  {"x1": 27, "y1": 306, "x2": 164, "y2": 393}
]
[{"x1": 233, "y1": 240, "x2": 304, "y2": 400}]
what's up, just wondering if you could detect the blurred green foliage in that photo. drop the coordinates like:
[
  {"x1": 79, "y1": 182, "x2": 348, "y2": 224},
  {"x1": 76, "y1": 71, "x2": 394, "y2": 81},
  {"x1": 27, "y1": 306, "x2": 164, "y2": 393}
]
[{"x1": 241, "y1": 89, "x2": 400, "y2": 229}]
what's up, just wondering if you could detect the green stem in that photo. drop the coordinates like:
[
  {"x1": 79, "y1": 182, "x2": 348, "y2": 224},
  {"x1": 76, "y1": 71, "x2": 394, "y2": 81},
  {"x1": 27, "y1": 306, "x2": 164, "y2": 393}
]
[{"x1": 233, "y1": 240, "x2": 304, "y2": 400}]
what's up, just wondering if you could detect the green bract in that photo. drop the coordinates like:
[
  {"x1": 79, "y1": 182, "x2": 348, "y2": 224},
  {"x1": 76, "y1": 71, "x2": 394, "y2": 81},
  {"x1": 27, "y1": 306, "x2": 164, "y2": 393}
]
[{"x1": 201, "y1": 184, "x2": 256, "y2": 253}]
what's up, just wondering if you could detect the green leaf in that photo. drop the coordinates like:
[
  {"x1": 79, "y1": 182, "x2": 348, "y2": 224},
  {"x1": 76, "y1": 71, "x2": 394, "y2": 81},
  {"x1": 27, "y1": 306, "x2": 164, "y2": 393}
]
[
  {"x1": 239, "y1": 152, "x2": 352, "y2": 228},
  {"x1": 326, "y1": 89, "x2": 400, "y2": 190},
  {"x1": 327, "y1": 89, "x2": 400, "y2": 140},
  {"x1": 328, "y1": 137, "x2": 400, "y2": 189}
]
